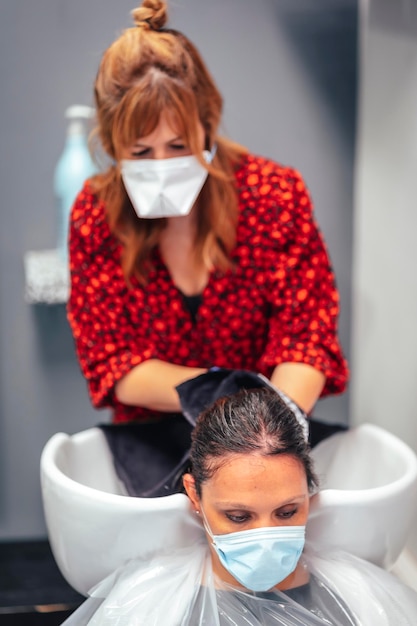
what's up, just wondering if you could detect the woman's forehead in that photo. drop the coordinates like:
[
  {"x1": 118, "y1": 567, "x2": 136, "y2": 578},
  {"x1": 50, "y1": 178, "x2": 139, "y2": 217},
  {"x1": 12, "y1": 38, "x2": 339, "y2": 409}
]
[
  {"x1": 202, "y1": 453, "x2": 308, "y2": 503},
  {"x1": 116, "y1": 103, "x2": 194, "y2": 152}
]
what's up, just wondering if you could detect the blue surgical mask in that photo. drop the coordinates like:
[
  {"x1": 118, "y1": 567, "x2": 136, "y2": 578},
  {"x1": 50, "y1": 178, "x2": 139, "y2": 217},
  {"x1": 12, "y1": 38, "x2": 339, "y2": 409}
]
[{"x1": 203, "y1": 514, "x2": 305, "y2": 592}]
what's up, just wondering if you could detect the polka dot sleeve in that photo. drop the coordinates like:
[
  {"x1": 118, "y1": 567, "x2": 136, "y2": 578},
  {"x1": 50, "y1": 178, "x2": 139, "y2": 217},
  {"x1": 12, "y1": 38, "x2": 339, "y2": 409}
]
[
  {"x1": 256, "y1": 167, "x2": 348, "y2": 396},
  {"x1": 67, "y1": 186, "x2": 155, "y2": 408}
]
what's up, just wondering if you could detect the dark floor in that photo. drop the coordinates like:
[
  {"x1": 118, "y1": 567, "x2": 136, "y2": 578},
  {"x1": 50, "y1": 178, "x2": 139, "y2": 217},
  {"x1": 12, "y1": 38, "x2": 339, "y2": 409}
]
[{"x1": 0, "y1": 539, "x2": 84, "y2": 625}]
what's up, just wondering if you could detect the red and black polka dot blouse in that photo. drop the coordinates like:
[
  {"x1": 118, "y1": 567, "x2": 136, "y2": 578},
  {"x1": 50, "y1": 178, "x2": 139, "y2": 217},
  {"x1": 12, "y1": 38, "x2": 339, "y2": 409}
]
[{"x1": 67, "y1": 153, "x2": 349, "y2": 423}]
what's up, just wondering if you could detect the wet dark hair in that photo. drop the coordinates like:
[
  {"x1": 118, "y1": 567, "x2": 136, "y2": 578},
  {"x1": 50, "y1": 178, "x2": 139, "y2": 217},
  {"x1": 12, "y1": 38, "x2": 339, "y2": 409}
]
[{"x1": 189, "y1": 388, "x2": 318, "y2": 497}]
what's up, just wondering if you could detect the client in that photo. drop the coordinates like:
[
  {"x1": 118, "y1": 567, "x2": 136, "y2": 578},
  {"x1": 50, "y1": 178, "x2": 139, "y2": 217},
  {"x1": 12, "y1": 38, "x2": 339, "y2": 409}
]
[{"x1": 64, "y1": 389, "x2": 417, "y2": 625}]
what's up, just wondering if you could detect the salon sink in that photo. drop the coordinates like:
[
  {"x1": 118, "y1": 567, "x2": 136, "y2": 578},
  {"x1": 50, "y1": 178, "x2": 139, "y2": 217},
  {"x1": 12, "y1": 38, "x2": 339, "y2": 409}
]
[
  {"x1": 40, "y1": 422, "x2": 417, "y2": 595},
  {"x1": 307, "y1": 423, "x2": 417, "y2": 569}
]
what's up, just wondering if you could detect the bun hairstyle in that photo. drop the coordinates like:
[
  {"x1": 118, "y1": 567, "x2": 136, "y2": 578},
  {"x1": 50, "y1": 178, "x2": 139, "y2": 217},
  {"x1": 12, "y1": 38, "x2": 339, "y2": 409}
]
[
  {"x1": 132, "y1": 0, "x2": 168, "y2": 31},
  {"x1": 92, "y1": 0, "x2": 247, "y2": 285},
  {"x1": 95, "y1": 0, "x2": 221, "y2": 160}
]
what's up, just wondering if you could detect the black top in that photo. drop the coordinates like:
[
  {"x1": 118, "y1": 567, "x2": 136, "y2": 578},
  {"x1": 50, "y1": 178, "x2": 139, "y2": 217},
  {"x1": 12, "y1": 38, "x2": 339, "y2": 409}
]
[{"x1": 181, "y1": 292, "x2": 203, "y2": 322}]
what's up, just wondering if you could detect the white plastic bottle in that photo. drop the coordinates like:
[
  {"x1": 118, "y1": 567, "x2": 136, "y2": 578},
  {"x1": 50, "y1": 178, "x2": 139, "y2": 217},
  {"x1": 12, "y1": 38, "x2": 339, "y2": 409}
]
[{"x1": 54, "y1": 105, "x2": 97, "y2": 262}]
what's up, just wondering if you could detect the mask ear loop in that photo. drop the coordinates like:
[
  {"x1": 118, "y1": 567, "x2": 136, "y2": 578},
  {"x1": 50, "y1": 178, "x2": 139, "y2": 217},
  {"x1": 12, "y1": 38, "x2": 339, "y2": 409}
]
[
  {"x1": 201, "y1": 144, "x2": 217, "y2": 168},
  {"x1": 207, "y1": 143, "x2": 217, "y2": 163},
  {"x1": 198, "y1": 506, "x2": 217, "y2": 545}
]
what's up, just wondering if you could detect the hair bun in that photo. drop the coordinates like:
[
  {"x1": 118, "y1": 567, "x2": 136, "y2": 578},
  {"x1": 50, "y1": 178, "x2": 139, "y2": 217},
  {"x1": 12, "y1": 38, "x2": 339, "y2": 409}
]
[{"x1": 132, "y1": 0, "x2": 167, "y2": 31}]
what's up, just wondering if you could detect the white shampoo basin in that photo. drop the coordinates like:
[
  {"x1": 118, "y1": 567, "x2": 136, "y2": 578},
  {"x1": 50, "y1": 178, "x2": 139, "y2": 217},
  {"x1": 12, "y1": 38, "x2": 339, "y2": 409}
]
[
  {"x1": 40, "y1": 428, "x2": 203, "y2": 595},
  {"x1": 41, "y1": 423, "x2": 417, "y2": 595},
  {"x1": 307, "y1": 423, "x2": 417, "y2": 568}
]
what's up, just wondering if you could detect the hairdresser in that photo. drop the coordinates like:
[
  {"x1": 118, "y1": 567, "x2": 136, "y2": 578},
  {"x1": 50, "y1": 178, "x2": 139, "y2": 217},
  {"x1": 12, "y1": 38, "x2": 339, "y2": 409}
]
[{"x1": 67, "y1": 0, "x2": 348, "y2": 424}]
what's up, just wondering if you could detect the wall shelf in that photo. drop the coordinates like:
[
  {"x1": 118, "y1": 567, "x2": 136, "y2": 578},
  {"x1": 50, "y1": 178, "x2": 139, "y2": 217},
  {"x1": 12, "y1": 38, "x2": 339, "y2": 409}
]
[{"x1": 24, "y1": 249, "x2": 69, "y2": 304}]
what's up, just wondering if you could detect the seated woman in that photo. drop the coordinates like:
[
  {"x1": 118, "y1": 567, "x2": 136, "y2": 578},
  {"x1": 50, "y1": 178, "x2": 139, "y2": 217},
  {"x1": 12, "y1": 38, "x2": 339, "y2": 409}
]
[{"x1": 64, "y1": 389, "x2": 417, "y2": 625}]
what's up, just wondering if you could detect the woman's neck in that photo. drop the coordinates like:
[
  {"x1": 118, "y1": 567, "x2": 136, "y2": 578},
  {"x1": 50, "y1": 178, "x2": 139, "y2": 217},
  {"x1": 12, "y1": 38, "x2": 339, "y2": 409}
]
[{"x1": 159, "y1": 211, "x2": 210, "y2": 295}]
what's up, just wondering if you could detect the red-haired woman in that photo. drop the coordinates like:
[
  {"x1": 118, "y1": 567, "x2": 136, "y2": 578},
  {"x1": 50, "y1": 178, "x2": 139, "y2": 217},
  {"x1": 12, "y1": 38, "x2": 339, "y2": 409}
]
[{"x1": 67, "y1": 0, "x2": 348, "y2": 425}]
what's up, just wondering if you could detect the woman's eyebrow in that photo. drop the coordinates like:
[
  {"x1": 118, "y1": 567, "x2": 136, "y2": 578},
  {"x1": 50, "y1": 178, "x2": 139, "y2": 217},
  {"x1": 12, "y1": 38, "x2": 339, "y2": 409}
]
[
  {"x1": 215, "y1": 495, "x2": 307, "y2": 509},
  {"x1": 133, "y1": 135, "x2": 183, "y2": 147},
  {"x1": 215, "y1": 502, "x2": 251, "y2": 509}
]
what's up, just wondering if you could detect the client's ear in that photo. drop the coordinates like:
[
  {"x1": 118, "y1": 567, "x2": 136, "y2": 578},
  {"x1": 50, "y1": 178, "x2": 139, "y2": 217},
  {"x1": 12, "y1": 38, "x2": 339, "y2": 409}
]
[{"x1": 183, "y1": 473, "x2": 200, "y2": 511}]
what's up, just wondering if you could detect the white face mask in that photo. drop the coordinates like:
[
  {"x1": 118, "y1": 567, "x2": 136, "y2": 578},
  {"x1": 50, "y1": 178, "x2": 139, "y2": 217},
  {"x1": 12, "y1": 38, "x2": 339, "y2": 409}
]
[{"x1": 120, "y1": 150, "x2": 213, "y2": 219}]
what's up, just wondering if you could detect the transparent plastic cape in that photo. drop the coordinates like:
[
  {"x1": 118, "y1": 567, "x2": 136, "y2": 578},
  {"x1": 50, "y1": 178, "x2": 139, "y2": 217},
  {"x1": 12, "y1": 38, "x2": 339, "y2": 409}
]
[{"x1": 63, "y1": 540, "x2": 417, "y2": 625}]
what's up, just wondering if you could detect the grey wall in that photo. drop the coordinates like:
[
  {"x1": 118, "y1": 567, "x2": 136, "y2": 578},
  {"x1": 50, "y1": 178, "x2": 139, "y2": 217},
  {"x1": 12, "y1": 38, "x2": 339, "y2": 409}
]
[
  {"x1": 352, "y1": 0, "x2": 417, "y2": 559},
  {"x1": 0, "y1": 0, "x2": 357, "y2": 539}
]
